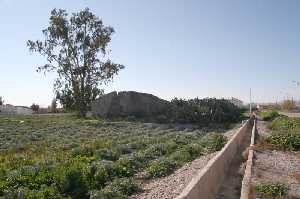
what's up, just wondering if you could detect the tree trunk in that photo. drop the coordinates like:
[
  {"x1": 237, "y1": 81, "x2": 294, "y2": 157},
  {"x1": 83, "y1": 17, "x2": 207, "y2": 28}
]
[{"x1": 79, "y1": 104, "x2": 87, "y2": 117}]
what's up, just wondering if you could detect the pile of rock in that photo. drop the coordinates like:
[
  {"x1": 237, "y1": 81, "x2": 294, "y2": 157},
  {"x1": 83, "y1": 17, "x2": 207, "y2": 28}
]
[{"x1": 91, "y1": 91, "x2": 169, "y2": 117}]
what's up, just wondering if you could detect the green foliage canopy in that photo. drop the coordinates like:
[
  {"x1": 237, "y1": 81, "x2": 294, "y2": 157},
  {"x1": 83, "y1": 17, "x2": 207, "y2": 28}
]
[{"x1": 27, "y1": 8, "x2": 124, "y2": 116}]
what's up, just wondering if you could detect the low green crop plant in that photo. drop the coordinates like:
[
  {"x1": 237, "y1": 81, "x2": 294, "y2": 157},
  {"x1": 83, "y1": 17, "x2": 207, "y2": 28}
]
[
  {"x1": 95, "y1": 148, "x2": 119, "y2": 161},
  {"x1": 141, "y1": 144, "x2": 166, "y2": 159},
  {"x1": 259, "y1": 111, "x2": 280, "y2": 121},
  {"x1": 168, "y1": 149, "x2": 192, "y2": 166},
  {"x1": 269, "y1": 117, "x2": 300, "y2": 132},
  {"x1": 254, "y1": 183, "x2": 287, "y2": 199},
  {"x1": 21, "y1": 184, "x2": 69, "y2": 199},
  {"x1": 109, "y1": 178, "x2": 141, "y2": 196},
  {"x1": 57, "y1": 162, "x2": 89, "y2": 199},
  {"x1": 88, "y1": 164, "x2": 109, "y2": 189},
  {"x1": 146, "y1": 159, "x2": 175, "y2": 178},
  {"x1": 266, "y1": 132, "x2": 300, "y2": 151},
  {"x1": 113, "y1": 157, "x2": 136, "y2": 177},
  {"x1": 0, "y1": 114, "x2": 239, "y2": 198},
  {"x1": 202, "y1": 133, "x2": 227, "y2": 153},
  {"x1": 71, "y1": 147, "x2": 94, "y2": 158},
  {"x1": 89, "y1": 189, "x2": 126, "y2": 199}
]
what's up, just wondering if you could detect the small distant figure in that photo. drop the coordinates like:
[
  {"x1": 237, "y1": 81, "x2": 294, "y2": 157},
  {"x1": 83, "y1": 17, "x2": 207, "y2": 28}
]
[{"x1": 17, "y1": 190, "x2": 24, "y2": 199}]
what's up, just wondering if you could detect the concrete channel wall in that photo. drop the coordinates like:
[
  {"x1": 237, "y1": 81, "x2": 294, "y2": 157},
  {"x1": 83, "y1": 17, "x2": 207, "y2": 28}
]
[
  {"x1": 240, "y1": 119, "x2": 257, "y2": 199},
  {"x1": 176, "y1": 118, "x2": 253, "y2": 199}
]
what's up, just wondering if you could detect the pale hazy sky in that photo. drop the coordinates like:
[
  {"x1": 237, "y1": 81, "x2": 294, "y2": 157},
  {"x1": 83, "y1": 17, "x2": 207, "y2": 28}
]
[{"x1": 1, "y1": 0, "x2": 300, "y2": 107}]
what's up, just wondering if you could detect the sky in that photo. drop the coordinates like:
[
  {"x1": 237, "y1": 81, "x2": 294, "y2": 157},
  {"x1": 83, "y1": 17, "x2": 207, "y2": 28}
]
[{"x1": 1, "y1": 0, "x2": 300, "y2": 107}]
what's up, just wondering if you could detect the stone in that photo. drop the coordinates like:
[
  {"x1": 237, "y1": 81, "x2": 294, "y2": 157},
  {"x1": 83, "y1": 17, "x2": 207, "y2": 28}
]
[{"x1": 91, "y1": 91, "x2": 169, "y2": 117}]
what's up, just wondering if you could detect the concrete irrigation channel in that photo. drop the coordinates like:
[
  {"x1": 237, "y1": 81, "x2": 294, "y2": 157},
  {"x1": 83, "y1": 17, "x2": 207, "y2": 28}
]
[{"x1": 176, "y1": 117, "x2": 256, "y2": 199}]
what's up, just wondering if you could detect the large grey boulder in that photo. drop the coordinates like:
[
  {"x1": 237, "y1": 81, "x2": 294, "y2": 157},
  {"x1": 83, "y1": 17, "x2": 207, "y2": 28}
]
[{"x1": 91, "y1": 91, "x2": 169, "y2": 117}]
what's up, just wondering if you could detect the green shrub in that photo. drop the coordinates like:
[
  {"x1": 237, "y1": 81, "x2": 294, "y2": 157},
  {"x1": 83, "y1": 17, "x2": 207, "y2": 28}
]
[
  {"x1": 22, "y1": 185, "x2": 69, "y2": 199},
  {"x1": 163, "y1": 141, "x2": 178, "y2": 155},
  {"x1": 71, "y1": 147, "x2": 94, "y2": 157},
  {"x1": 88, "y1": 164, "x2": 109, "y2": 189},
  {"x1": 183, "y1": 143, "x2": 203, "y2": 159},
  {"x1": 259, "y1": 111, "x2": 279, "y2": 121},
  {"x1": 142, "y1": 144, "x2": 166, "y2": 159},
  {"x1": 91, "y1": 160, "x2": 114, "y2": 178},
  {"x1": 90, "y1": 189, "x2": 126, "y2": 199},
  {"x1": 113, "y1": 157, "x2": 136, "y2": 177},
  {"x1": 168, "y1": 149, "x2": 192, "y2": 166},
  {"x1": 58, "y1": 162, "x2": 89, "y2": 199},
  {"x1": 117, "y1": 144, "x2": 133, "y2": 155},
  {"x1": 110, "y1": 178, "x2": 141, "y2": 196},
  {"x1": 254, "y1": 183, "x2": 287, "y2": 198},
  {"x1": 95, "y1": 149, "x2": 119, "y2": 161},
  {"x1": 202, "y1": 133, "x2": 227, "y2": 152},
  {"x1": 146, "y1": 159, "x2": 175, "y2": 178},
  {"x1": 72, "y1": 155, "x2": 96, "y2": 163}
]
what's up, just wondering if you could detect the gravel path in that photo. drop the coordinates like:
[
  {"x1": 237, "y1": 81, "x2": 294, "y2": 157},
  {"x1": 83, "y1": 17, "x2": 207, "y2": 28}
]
[
  {"x1": 279, "y1": 112, "x2": 300, "y2": 118},
  {"x1": 130, "y1": 125, "x2": 242, "y2": 199},
  {"x1": 251, "y1": 120, "x2": 300, "y2": 198}
]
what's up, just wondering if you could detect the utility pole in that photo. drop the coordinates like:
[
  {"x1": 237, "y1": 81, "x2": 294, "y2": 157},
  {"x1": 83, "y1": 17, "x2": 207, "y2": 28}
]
[{"x1": 250, "y1": 88, "x2": 252, "y2": 114}]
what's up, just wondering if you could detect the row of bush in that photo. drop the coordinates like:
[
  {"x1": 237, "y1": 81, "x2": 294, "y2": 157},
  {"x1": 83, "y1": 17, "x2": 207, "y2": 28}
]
[{"x1": 126, "y1": 98, "x2": 243, "y2": 126}]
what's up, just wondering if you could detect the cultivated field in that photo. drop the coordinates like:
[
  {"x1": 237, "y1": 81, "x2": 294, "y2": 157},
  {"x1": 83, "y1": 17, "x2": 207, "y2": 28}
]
[
  {"x1": 0, "y1": 115, "x2": 228, "y2": 199},
  {"x1": 252, "y1": 114, "x2": 300, "y2": 198}
]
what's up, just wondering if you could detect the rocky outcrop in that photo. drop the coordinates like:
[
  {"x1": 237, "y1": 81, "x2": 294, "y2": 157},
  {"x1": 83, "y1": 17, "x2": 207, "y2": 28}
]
[{"x1": 91, "y1": 91, "x2": 169, "y2": 117}]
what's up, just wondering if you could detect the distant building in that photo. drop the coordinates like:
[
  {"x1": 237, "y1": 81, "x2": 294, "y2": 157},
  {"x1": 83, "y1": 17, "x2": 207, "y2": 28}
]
[
  {"x1": 229, "y1": 97, "x2": 244, "y2": 108},
  {"x1": 0, "y1": 104, "x2": 33, "y2": 115}
]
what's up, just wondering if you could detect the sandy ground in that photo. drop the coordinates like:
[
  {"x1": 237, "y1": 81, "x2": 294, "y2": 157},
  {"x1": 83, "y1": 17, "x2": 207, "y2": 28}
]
[
  {"x1": 251, "y1": 120, "x2": 300, "y2": 199},
  {"x1": 130, "y1": 125, "x2": 242, "y2": 199}
]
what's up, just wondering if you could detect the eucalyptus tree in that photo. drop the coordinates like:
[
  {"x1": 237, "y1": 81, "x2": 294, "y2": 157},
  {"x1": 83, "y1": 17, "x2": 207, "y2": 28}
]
[
  {"x1": 28, "y1": 8, "x2": 124, "y2": 116},
  {"x1": 0, "y1": 97, "x2": 3, "y2": 105}
]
